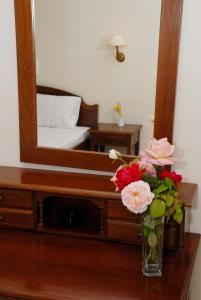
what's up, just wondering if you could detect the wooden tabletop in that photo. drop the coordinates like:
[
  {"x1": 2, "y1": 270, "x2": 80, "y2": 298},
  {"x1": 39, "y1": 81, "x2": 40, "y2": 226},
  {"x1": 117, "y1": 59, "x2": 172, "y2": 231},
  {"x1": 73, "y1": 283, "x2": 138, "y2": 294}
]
[
  {"x1": 0, "y1": 166, "x2": 197, "y2": 206},
  {"x1": 90, "y1": 123, "x2": 142, "y2": 134},
  {"x1": 0, "y1": 230, "x2": 199, "y2": 300}
]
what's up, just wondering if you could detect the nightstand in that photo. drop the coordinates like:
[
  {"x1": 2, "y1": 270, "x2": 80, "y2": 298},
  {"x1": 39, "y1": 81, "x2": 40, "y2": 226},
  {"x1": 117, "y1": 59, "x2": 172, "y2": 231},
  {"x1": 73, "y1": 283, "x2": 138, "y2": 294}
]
[{"x1": 90, "y1": 123, "x2": 142, "y2": 155}]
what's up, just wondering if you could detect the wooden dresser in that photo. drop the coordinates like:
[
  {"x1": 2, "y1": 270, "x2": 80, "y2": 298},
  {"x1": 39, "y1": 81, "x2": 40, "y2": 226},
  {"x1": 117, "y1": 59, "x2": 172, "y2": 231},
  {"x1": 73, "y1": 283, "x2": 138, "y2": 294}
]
[
  {"x1": 0, "y1": 166, "x2": 198, "y2": 300},
  {"x1": 0, "y1": 166, "x2": 196, "y2": 250}
]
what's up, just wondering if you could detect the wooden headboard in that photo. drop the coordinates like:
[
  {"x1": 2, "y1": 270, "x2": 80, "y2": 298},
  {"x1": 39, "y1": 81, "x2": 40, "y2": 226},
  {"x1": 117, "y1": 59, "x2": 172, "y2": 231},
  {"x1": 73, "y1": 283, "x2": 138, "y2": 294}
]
[{"x1": 37, "y1": 85, "x2": 98, "y2": 128}]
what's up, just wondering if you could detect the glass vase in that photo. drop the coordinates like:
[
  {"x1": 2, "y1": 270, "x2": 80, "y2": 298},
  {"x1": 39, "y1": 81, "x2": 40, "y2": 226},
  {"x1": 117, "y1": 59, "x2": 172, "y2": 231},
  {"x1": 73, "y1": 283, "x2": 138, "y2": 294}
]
[
  {"x1": 141, "y1": 213, "x2": 164, "y2": 277},
  {"x1": 118, "y1": 116, "x2": 124, "y2": 127}
]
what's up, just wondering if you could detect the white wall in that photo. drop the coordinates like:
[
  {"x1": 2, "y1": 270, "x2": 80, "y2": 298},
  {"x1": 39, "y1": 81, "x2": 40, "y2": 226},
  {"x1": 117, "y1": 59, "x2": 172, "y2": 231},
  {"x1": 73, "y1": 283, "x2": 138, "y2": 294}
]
[
  {"x1": 34, "y1": 0, "x2": 161, "y2": 149},
  {"x1": 173, "y1": 0, "x2": 201, "y2": 298},
  {"x1": 0, "y1": 0, "x2": 200, "y2": 298},
  {"x1": 0, "y1": 0, "x2": 19, "y2": 166}
]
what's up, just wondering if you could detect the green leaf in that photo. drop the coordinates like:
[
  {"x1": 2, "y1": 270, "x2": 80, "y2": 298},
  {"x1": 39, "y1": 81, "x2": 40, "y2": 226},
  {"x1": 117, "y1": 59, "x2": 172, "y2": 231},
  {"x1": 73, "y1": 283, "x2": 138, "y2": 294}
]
[
  {"x1": 170, "y1": 190, "x2": 179, "y2": 197},
  {"x1": 155, "y1": 218, "x2": 163, "y2": 226},
  {"x1": 173, "y1": 203, "x2": 183, "y2": 224},
  {"x1": 156, "y1": 184, "x2": 169, "y2": 194},
  {"x1": 143, "y1": 214, "x2": 156, "y2": 230},
  {"x1": 142, "y1": 175, "x2": 161, "y2": 188},
  {"x1": 148, "y1": 232, "x2": 158, "y2": 248},
  {"x1": 166, "y1": 195, "x2": 174, "y2": 208},
  {"x1": 143, "y1": 226, "x2": 152, "y2": 237},
  {"x1": 164, "y1": 177, "x2": 173, "y2": 189},
  {"x1": 150, "y1": 199, "x2": 166, "y2": 218},
  {"x1": 166, "y1": 198, "x2": 179, "y2": 223}
]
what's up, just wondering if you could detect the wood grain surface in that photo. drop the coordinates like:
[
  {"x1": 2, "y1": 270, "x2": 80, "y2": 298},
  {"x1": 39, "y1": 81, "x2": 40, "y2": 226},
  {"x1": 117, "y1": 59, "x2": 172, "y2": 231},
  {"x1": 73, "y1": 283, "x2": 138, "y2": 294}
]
[
  {"x1": 0, "y1": 166, "x2": 196, "y2": 207},
  {"x1": 154, "y1": 0, "x2": 183, "y2": 142},
  {"x1": 0, "y1": 230, "x2": 198, "y2": 300}
]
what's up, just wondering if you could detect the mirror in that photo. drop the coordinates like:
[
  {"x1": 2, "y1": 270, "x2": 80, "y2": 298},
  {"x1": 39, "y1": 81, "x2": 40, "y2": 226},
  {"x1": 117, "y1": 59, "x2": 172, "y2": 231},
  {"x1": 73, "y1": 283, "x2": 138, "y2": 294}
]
[
  {"x1": 34, "y1": 0, "x2": 161, "y2": 154},
  {"x1": 14, "y1": 0, "x2": 183, "y2": 171}
]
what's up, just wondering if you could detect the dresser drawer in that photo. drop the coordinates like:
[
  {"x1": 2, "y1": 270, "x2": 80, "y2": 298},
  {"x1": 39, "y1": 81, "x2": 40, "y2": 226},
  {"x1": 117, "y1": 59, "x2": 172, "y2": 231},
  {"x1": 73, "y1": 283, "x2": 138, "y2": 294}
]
[
  {"x1": 107, "y1": 220, "x2": 141, "y2": 244},
  {"x1": 0, "y1": 208, "x2": 34, "y2": 230},
  {"x1": 108, "y1": 200, "x2": 139, "y2": 221},
  {"x1": 0, "y1": 189, "x2": 33, "y2": 209}
]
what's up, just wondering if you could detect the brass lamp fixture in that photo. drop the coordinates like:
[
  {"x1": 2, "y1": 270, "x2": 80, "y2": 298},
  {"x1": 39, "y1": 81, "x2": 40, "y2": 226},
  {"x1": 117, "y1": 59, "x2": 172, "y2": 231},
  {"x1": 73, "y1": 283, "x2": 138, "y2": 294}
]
[{"x1": 109, "y1": 35, "x2": 126, "y2": 62}]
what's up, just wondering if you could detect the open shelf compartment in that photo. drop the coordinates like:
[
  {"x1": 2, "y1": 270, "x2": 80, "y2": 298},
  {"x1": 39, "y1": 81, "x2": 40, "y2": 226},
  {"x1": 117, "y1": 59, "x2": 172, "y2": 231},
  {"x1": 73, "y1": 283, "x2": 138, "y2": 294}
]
[{"x1": 37, "y1": 196, "x2": 104, "y2": 237}]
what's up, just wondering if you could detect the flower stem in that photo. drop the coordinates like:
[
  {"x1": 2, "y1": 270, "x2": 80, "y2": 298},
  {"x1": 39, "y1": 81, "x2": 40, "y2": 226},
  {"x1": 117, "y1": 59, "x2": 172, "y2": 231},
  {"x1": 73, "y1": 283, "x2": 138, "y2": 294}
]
[
  {"x1": 155, "y1": 165, "x2": 162, "y2": 177},
  {"x1": 118, "y1": 157, "x2": 128, "y2": 165}
]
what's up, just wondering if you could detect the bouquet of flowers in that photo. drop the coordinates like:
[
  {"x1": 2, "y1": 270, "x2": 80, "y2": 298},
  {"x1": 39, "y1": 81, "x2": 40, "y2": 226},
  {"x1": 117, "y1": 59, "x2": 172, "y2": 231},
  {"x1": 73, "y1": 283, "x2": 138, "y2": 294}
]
[{"x1": 109, "y1": 137, "x2": 183, "y2": 276}]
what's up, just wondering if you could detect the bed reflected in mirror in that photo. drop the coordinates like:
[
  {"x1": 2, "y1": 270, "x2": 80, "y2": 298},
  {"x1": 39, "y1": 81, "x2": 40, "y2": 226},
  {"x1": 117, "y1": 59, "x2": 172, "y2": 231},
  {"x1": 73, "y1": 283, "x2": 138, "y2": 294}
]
[
  {"x1": 36, "y1": 85, "x2": 98, "y2": 151},
  {"x1": 34, "y1": 0, "x2": 161, "y2": 154}
]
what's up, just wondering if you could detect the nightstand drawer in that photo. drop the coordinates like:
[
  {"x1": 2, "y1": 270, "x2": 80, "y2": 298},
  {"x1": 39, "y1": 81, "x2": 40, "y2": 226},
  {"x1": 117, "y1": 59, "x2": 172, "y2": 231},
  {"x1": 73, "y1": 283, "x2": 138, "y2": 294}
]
[
  {"x1": 107, "y1": 220, "x2": 141, "y2": 244},
  {"x1": 0, "y1": 208, "x2": 34, "y2": 230},
  {"x1": 108, "y1": 200, "x2": 139, "y2": 221},
  {"x1": 91, "y1": 133, "x2": 128, "y2": 146},
  {"x1": 0, "y1": 189, "x2": 33, "y2": 209}
]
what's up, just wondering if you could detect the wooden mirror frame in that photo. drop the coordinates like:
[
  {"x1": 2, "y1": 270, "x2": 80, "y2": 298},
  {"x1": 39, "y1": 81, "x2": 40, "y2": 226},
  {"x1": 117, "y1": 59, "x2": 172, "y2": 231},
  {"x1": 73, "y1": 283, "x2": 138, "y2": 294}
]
[{"x1": 14, "y1": 0, "x2": 183, "y2": 172}]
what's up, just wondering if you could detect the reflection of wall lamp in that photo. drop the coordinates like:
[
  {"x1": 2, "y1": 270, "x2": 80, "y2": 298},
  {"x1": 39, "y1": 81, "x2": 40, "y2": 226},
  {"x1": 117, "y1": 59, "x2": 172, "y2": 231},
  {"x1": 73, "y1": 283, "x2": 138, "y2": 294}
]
[{"x1": 109, "y1": 35, "x2": 126, "y2": 63}]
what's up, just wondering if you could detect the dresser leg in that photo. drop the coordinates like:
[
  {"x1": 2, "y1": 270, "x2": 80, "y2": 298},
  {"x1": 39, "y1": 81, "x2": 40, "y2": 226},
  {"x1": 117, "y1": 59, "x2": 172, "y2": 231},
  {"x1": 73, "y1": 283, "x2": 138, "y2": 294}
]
[
  {"x1": 127, "y1": 146, "x2": 132, "y2": 155},
  {"x1": 38, "y1": 201, "x2": 44, "y2": 228},
  {"x1": 100, "y1": 208, "x2": 104, "y2": 236},
  {"x1": 135, "y1": 141, "x2": 140, "y2": 155}
]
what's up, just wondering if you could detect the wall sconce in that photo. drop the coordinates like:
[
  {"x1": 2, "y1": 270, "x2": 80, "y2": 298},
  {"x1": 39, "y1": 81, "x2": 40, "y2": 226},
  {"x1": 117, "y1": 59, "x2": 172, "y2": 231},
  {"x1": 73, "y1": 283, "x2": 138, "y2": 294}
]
[{"x1": 109, "y1": 35, "x2": 126, "y2": 63}]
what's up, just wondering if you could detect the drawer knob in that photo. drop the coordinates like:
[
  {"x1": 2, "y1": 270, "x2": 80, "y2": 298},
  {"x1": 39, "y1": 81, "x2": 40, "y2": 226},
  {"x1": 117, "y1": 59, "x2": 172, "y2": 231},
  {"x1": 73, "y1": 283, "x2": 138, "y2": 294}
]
[
  {"x1": 0, "y1": 195, "x2": 4, "y2": 201},
  {"x1": 0, "y1": 215, "x2": 5, "y2": 221}
]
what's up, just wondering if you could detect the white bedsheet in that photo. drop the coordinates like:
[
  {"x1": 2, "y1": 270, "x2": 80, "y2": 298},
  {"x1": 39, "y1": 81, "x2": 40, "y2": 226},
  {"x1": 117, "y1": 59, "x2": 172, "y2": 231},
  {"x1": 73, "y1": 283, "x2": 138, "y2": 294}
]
[{"x1": 37, "y1": 126, "x2": 90, "y2": 149}]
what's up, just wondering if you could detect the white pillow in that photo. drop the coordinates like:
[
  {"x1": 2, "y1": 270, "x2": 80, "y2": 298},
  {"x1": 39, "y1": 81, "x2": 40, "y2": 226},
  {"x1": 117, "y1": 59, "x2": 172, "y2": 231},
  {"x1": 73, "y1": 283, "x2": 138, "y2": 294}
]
[{"x1": 37, "y1": 94, "x2": 81, "y2": 128}]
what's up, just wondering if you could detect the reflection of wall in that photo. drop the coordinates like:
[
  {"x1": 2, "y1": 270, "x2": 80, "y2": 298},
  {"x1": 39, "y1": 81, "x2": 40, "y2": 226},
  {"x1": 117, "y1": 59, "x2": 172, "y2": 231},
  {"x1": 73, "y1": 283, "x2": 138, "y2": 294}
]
[{"x1": 34, "y1": 0, "x2": 161, "y2": 149}]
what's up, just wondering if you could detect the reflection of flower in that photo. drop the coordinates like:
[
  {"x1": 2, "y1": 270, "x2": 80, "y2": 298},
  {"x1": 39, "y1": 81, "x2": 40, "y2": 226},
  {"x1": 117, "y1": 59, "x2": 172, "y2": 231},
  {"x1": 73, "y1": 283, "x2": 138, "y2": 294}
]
[
  {"x1": 122, "y1": 181, "x2": 154, "y2": 214},
  {"x1": 140, "y1": 138, "x2": 175, "y2": 166},
  {"x1": 113, "y1": 102, "x2": 122, "y2": 116},
  {"x1": 160, "y1": 170, "x2": 182, "y2": 185}
]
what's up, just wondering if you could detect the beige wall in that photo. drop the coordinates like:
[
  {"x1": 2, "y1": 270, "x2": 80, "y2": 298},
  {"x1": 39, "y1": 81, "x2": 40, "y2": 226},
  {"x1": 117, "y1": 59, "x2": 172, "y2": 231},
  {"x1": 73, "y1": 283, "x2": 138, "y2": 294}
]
[
  {"x1": 0, "y1": 0, "x2": 200, "y2": 298},
  {"x1": 34, "y1": 0, "x2": 161, "y2": 149},
  {"x1": 173, "y1": 0, "x2": 201, "y2": 297}
]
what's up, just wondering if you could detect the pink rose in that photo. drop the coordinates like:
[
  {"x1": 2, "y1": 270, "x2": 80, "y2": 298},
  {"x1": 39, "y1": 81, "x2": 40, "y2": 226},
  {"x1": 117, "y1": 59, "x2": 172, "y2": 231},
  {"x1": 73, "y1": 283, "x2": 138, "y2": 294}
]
[
  {"x1": 138, "y1": 159, "x2": 156, "y2": 177},
  {"x1": 121, "y1": 180, "x2": 154, "y2": 214},
  {"x1": 140, "y1": 138, "x2": 175, "y2": 166}
]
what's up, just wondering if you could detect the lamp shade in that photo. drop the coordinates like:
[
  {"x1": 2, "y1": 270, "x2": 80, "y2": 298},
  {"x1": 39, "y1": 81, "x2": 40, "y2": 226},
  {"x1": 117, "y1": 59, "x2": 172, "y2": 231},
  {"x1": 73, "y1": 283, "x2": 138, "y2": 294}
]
[{"x1": 109, "y1": 35, "x2": 126, "y2": 47}]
